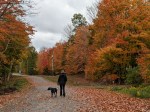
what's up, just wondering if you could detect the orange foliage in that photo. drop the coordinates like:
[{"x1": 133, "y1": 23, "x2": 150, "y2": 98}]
[
  {"x1": 37, "y1": 49, "x2": 50, "y2": 74},
  {"x1": 65, "y1": 26, "x2": 89, "y2": 74},
  {"x1": 0, "y1": 1, "x2": 34, "y2": 82},
  {"x1": 92, "y1": 0, "x2": 150, "y2": 48},
  {"x1": 85, "y1": 45, "x2": 129, "y2": 80},
  {"x1": 53, "y1": 43, "x2": 65, "y2": 73},
  {"x1": 0, "y1": 14, "x2": 33, "y2": 64},
  {"x1": 37, "y1": 43, "x2": 65, "y2": 74},
  {"x1": 85, "y1": 0, "x2": 150, "y2": 82}
]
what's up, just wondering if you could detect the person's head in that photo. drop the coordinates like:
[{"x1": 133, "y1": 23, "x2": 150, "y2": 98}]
[{"x1": 61, "y1": 69, "x2": 65, "y2": 74}]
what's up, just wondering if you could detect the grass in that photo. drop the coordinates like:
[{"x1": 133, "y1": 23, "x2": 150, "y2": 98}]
[
  {"x1": 110, "y1": 85, "x2": 150, "y2": 98},
  {"x1": 0, "y1": 76, "x2": 29, "y2": 95}
]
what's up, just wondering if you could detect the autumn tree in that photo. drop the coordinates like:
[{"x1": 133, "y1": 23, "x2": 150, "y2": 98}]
[
  {"x1": 0, "y1": 0, "x2": 34, "y2": 83},
  {"x1": 37, "y1": 48, "x2": 50, "y2": 75},
  {"x1": 65, "y1": 26, "x2": 89, "y2": 75},
  {"x1": 53, "y1": 43, "x2": 65, "y2": 74},
  {"x1": 0, "y1": 0, "x2": 32, "y2": 20},
  {"x1": 37, "y1": 42, "x2": 66, "y2": 75},
  {"x1": 85, "y1": 0, "x2": 150, "y2": 83}
]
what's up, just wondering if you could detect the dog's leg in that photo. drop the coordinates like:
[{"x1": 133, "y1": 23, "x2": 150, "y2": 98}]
[
  {"x1": 56, "y1": 91, "x2": 57, "y2": 97},
  {"x1": 51, "y1": 92, "x2": 53, "y2": 97}
]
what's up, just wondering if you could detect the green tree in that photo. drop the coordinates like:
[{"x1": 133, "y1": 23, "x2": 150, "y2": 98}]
[
  {"x1": 25, "y1": 46, "x2": 38, "y2": 75},
  {"x1": 71, "y1": 13, "x2": 87, "y2": 31}
]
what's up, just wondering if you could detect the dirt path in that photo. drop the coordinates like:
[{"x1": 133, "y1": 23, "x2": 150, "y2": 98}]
[{"x1": 0, "y1": 76, "x2": 150, "y2": 112}]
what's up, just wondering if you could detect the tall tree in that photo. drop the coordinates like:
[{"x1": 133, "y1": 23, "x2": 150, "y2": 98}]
[
  {"x1": 71, "y1": 13, "x2": 87, "y2": 31},
  {"x1": 53, "y1": 43, "x2": 65, "y2": 73},
  {"x1": 37, "y1": 48, "x2": 50, "y2": 75},
  {"x1": 65, "y1": 26, "x2": 89, "y2": 74},
  {"x1": 24, "y1": 46, "x2": 37, "y2": 75}
]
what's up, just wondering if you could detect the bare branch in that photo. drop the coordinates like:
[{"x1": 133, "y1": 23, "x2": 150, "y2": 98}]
[
  {"x1": 0, "y1": 2, "x2": 11, "y2": 19},
  {"x1": 87, "y1": 0, "x2": 99, "y2": 23},
  {"x1": 0, "y1": 0, "x2": 35, "y2": 20},
  {"x1": 63, "y1": 24, "x2": 74, "y2": 39}
]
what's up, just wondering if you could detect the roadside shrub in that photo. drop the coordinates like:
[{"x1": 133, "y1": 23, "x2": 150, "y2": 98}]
[
  {"x1": 137, "y1": 91, "x2": 150, "y2": 98},
  {"x1": 137, "y1": 86, "x2": 150, "y2": 98},
  {"x1": 0, "y1": 76, "x2": 29, "y2": 94},
  {"x1": 142, "y1": 85, "x2": 150, "y2": 93},
  {"x1": 129, "y1": 87, "x2": 137, "y2": 97},
  {"x1": 124, "y1": 86, "x2": 150, "y2": 98},
  {"x1": 111, "y1": 86, "x2": 123, "y2": 91},
  {"x1": 14, "y1": 78, "x2": 28, "y2": 90}
]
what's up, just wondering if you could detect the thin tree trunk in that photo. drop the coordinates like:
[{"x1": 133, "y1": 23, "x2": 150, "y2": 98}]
[{"x1": 7, "y1": 60, "x2": 14, "y2": 82}]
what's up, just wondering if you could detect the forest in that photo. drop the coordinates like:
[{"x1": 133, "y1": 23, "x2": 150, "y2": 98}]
[{"x1": 37, "y1": 0, "x2": 150, "y2": 85}]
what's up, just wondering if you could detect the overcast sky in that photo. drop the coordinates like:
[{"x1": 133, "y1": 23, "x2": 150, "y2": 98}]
[{"x1": 27, "y1": 0, "x2": 96, "y2": 51}]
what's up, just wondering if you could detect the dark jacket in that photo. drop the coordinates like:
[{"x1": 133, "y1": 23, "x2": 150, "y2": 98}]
[{"x1": 58, "y1": 73, "x2": 67, "y2": 85}]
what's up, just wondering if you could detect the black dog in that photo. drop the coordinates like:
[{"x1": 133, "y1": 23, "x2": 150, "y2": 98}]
[{"x1": 47, "y1": 87, "x2": 57, "y2": 97}]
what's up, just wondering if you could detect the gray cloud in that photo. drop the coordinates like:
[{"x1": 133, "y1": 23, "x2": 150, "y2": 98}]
[
  {"x1": 31, "y1": 32, "x2": 62, "y2": 51},
  {"x1": 27, "y1": 0, "x2": 97, "y2": 51}
]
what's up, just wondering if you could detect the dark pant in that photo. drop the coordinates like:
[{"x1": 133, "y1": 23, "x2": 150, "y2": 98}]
[{"x1": 60, "y1": 84, "x2": 65, "y2": 96}]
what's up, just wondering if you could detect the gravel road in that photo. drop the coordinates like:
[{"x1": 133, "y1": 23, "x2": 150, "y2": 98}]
[{"x1": 0, "y1": 76, "x2": 150, "y2": 112}]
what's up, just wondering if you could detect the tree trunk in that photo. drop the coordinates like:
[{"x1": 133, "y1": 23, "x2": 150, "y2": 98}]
[{"x1": 7, "y1": 60, "x2": 13, "y2": 82}]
